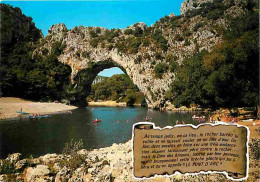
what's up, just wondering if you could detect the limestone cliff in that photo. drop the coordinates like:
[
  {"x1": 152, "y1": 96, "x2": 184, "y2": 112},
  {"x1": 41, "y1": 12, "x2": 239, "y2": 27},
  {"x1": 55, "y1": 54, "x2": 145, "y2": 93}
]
[{"x1": 34, "y1": 0, "x2": 246, "y2": 108}]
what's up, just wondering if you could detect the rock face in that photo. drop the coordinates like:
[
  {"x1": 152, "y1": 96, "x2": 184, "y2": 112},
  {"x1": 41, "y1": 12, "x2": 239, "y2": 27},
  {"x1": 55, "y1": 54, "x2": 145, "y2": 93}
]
[
  {"x1": 181, "y1": 0, "x2": 213, "y2": 15},
  {"x1": 25, "y1": 165, "x2": 52, "y2": 182},
  {"x1": 35, "y1": 0, "x2": 244, "y2": 109},
  {"x1": 3, "y1": 139, "x2": 259, "y2": 181}
]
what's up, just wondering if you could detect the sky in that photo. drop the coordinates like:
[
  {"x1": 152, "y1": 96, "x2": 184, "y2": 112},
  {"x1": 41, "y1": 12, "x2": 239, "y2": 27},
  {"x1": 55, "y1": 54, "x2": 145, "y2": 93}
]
[{"x1": 2, "y1": 0, "x2": 183, "y2": 77}]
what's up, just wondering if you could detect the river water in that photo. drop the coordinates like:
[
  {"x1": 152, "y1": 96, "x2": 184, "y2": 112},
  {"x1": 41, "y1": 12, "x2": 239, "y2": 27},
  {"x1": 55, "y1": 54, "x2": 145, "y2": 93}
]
[{"x1": 0, "y1": 107, "x2": 202, "y2": 158}]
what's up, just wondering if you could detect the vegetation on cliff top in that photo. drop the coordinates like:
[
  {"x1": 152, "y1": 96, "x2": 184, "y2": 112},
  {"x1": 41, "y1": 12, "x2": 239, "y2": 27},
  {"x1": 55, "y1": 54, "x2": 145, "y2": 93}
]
[
  {"x1": 0, "y1": 4, "x2": 72, "y2": 102},
  {"x1": 165, "y1": 7, "x2": 259, "y2": 108}
]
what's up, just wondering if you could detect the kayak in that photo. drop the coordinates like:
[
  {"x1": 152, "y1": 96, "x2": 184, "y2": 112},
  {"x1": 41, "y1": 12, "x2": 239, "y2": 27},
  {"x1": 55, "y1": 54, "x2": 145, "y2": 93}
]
[
  {"x1": 92, "y1": 119, "x2": 101, "y2": 123},
  {"x1": 192, "y1": 115, "x2": 205, "y2": 119},
  {"x1": 29, "y1": 115, "x2": 51, "y2": 119},
  {"x1": 145, "y1": 117, "x2": 152, "y2": 121},
  {"x1": 16, "y1": 111, "x2": 29, "y2": 114}
]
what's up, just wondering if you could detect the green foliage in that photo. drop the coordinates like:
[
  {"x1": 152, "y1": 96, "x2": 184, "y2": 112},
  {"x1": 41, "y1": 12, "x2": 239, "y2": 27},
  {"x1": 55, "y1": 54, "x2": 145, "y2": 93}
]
[
  {"x1": 126, "y1": 93, "x2": 136, "y2": 106},
  {"x1": 82, "y1": 51, "x2": 90, "y2": 58},
  {"x1": 62, "y1": 139, "x2": 84, "y2": 155},
  {"x1": 133, "y1": 27, "x2": 143, "y2": 37},
  {"x1": 134, "y1": 55, "x2": 142, "y2": 64},
  {"x1": 106, "y1": 29, "x2": 120, "y2": 42},
  {"x1": 167, "y1": 9, "x2": 259, "y2": 108},
  {"x1": 183, "y1": 28, "x2": 192, "y2": 37},
  {"x1": 58, "y1": 139, "x2": 87, "y2": 173},
  {"x1": 185, "y1": 0, "x2": 232, "y2": 20},
  {"x1": 96, "y1": 27, "x2": 101, "y2": 34},
  {"x1": 142, "y1": 38, "x2": 150, "y2": 47},
  {"x1": 193, "y1": 22, "x2": 204, "y2": 31},
  {"x1": 174, "y1": 34, "x2": 184, "y2": 42},
  {"x1": 184, "y1": 39, "x2": 190, "y2": 46},
  {"x1": 170, "y1": 61, "x2": 178, "y2": 73},
  {"x1": 169, "y1": 16, "x2": 182, "y2": 30},
  {"x1": 152, "y1": 29, "x2": 168, "y2": 51},
  {"x1": 0, "y1": 159, "x2": 16, "y2": 174},
  {"x1": 154, "y1": 63, "x2": 169, "y2": 78},
  {"x1": 119, "y1": 36, "x2": 142, "y2": 54},
  {"x1": 155, "y1": 52, "x2": 163, "y2": 60},
  {"x1": 90, "y1": 38, "x2": 99, "y2": 48},
  {"x1": 0, "y1": 4, "x2": 72, "y2": 102},
  {"x1": 89, "y1": 29, "x2": 98, "y2": 38},
  {"x1": 0, "y1": 4, "x2": 42, "y2": 49},
  {"x1": 87, "y1": 74, "x2": 145, "y2": 105},
  {"x1": 124, "y1": 28, "x2": 133, "y2": 35}
]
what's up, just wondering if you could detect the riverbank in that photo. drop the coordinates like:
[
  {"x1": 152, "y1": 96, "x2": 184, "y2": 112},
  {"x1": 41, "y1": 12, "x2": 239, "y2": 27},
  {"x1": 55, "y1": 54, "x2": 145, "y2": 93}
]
[
  {"x1": 1, "y1": 137, "x2": 259, "y2": 182},
  {"x1": 0, "y1": 97, "x2": 77, "y2": 120},
  {"x1": 88, "y1": 101, "x2": 141, "y2": 107}
]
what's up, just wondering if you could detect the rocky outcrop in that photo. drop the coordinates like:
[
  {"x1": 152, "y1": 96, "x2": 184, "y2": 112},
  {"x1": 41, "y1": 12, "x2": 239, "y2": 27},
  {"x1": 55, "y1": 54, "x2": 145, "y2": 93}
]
[
  {"x1": 0, "y1": 141, "x2": 232, "y2": 182},
  {"x1": 181, "y1": 0, "x2": 212, "y2": 15},
  {"x1": 34, "y1": 0, "x2": 245, "y2": 109},
  {"x1": 1, "y1": 138, "x2": 259, "y2": 181}
]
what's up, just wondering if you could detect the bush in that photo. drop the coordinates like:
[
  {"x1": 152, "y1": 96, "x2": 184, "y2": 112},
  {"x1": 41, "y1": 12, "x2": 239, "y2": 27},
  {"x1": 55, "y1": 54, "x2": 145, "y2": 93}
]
[
  {"x1": 126, "y1": 94, "x2": 136, "y2": 106},
  {"x1": 170, "y1": 61, "x2": 178, "y2": 72},
  {"x1": 96, "y1": 27, "x2": 101, "y2": 34},
  {"x1": 170, "y1": 16, "x2": 182, "y2": 29},
  {"x1": 174, "y1": 34, "x2": 184, "y2": 42},
  {"x1": 185, "y1": 0, "x2": 231, "y2": 20},
  {"x1": 90, "y1": 38, "x2": 99, "y2": 48},
  {"x1": 154, "y1": 63, "x2": 169, "y2": 78},
  {"x1": 128, "y1": 37, "x2": 141, "y2": 53},
  {"x1": 134, "y1": 55, "x2": 142, "y2": 64},
  {"x1": 165, "y1": 54, "x2": 177, "y2": 62},
  {"x1": 58, "y1": 139, "x2": 87, "y2": 173},
  {"x1": 184, "y1": 39, "x2": 190, "y2": 46},
  {"x1": 89, "y1": 30, "x2": 98, "y2": 38},
  {"x1": 124, "y1": 29, "x2": 133, "y2": 35},
  {"x1": 82, "y1": 51, "x2": 90, "y2": 58},
  {"x1": 142, "y1": 38, "x2": 150, "y2": 47},
  {"x1": 133, "y1": 27, "x2": 143, "y2": 37},
  {"x1": 193, "y1": 22, "x2": 204, "y2": 31},
  {"x1": 0, "y1": 159, "x2": 16, "y2": 174},
  {"x1": 152, "y1": 29, "x2": 168, "y2": 51},
  {"x1": 106, "y1": 29, "x2": 120, "y2": 42},
  {"x1": 155, "y1": 52, "x2": 163, "y2": 60}
]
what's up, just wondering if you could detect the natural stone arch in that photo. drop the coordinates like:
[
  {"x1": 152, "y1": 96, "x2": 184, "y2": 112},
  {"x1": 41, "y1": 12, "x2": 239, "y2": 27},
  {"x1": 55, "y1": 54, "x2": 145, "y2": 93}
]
[
  {"x1": 35, "y1": 0, "x2": 226, "y2": 109},
  {"x1": 37, "y1": 24, "x2": 174, "y2": 108},
  {"x1": 69, "y1": 60, "x2": 131, "y2": 106}
]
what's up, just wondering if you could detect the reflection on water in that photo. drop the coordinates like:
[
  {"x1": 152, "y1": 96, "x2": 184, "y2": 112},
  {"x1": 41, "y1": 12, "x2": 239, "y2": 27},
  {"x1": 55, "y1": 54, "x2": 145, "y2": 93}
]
[{"x1": 0, "y1": 107, "x2": 201, "y2": 158}]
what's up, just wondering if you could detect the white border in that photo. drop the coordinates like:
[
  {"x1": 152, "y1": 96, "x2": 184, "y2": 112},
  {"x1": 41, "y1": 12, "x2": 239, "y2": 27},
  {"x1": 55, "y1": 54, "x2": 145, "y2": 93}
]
[{"x1": 131, "y1": 121, "x2": 250, "y2": 181}]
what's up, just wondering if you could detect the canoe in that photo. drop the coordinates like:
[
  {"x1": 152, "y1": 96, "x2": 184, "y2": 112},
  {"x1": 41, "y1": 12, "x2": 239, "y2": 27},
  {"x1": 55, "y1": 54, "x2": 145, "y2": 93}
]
[
  {"x1": 92, "y1": 119, "x2": 101, "y2": 123},
  {"x1": 16, "y1": 111, "x2": 29, "y2": 114},
  {"x1": 29, "y1": 115, "x2": 51, "y2": 119}
]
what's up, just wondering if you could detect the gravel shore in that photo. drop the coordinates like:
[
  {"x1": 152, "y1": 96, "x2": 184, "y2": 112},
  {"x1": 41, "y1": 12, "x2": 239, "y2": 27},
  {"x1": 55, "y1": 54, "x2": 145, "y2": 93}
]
[{"x1": 0, "y1": 97, "x2": 77, "y2": 120}]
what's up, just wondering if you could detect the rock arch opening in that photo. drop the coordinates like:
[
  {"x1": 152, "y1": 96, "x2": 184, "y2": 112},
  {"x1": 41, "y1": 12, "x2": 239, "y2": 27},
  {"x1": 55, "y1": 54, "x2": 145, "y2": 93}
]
[{"x1": 70, "y1": 60, "x2": 146, "y2": 107}]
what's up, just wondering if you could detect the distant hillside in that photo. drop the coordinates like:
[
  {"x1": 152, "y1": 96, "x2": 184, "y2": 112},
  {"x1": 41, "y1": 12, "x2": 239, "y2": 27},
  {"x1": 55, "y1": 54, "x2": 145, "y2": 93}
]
[
  {"x1": 87, "y1": 74, "x2": 145, "y2": 106},
  {"x1": 92, "y1": 76, "x2": 107, "y2": 85}
]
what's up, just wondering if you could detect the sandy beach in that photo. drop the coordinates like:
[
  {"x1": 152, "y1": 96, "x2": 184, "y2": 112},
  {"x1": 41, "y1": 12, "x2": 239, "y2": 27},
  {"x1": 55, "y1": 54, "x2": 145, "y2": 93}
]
[
  {"x1": 88, "y1": 100, "x2": 126, "y2": 106},
  {"x1": 0, "y1": 97, "x2": 77, "y2": 120},
  {"x1": 87, "y1": 100, "x2": 142, "y2": 107}
]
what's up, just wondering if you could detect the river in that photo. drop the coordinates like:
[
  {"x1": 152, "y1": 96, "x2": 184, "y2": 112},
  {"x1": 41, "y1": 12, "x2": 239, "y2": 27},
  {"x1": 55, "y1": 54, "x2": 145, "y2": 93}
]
[{"x1": 0, "y1": 107, "x2": 202, "y2": 158}]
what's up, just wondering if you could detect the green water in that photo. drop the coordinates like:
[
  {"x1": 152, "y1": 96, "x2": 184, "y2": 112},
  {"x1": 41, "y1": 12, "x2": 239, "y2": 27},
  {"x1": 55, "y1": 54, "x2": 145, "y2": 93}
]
[{"x1": 0, "y1": 107, "x2": 201, "y2": 158}]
